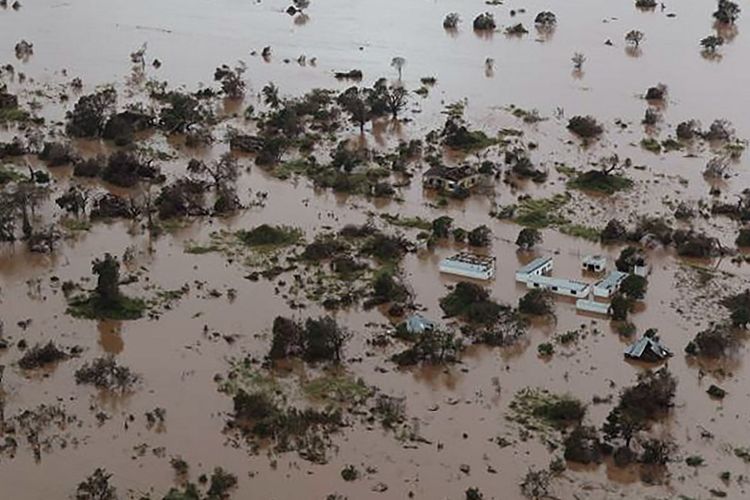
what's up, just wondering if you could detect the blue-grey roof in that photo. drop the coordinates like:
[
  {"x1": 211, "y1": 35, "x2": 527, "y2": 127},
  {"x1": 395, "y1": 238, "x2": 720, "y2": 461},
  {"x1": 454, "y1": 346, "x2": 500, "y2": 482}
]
[
  {"x1": 406, "y1": 314, "x2": 435, "y2": 334},
  {"x1": 624, "y1": 336, "x2": 671, "y2": 360}
]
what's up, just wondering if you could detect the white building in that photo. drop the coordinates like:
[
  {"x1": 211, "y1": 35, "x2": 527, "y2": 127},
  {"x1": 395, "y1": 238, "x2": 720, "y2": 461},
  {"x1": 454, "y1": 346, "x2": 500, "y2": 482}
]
[
  {"x1": 515, "y1": 256, "x2": 554, "y2": 283},
  {"x1": 576, "y1": 299, "x2": 611, "y2": 316},
  {"x1": 593, "y1": 270, "x2": 628, "y2": 298},
  {"x1": 581, "y1": 255, "x2": 607, "y2": 273},
  {"x1": 525, "y1": 274, "x2": 590, "y2": 298},
  {"x1": 439, "y1": 253, "x2": 496, "y2": 280}
]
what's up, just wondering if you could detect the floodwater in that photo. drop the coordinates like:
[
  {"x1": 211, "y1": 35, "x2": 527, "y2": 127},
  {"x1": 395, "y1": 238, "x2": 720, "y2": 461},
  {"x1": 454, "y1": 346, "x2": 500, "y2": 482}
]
[{"x1": 2, "y1": 0, "x2": 750, "y2": 498}]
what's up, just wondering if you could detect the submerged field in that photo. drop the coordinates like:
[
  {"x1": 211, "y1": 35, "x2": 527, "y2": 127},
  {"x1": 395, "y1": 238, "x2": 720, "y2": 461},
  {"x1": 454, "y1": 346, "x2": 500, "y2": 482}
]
[{"x1": 2, "y1": 0, "x2": 750, "y2": 498}]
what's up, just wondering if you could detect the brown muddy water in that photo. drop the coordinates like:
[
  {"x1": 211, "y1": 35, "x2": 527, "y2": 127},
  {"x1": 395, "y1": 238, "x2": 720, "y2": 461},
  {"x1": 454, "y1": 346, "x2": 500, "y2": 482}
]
[{"x1": 2, "y1": 0, "x2": 750, "y2": 499}]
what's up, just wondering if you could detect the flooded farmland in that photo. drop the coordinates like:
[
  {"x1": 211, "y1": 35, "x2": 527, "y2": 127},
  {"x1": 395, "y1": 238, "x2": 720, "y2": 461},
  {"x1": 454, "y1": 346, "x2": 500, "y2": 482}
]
[{"x1": 2, "y1": 0, "x2": 750, "y2": 498}]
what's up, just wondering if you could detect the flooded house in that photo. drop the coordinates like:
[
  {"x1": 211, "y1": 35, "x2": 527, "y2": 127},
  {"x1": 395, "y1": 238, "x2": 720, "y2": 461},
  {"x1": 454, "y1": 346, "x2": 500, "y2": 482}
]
[
  {"x1": 439, "y1": 253, "x2": 496, "y2": 280},
  {"x1": 593, "y1": 270, "x2": 628, "y2": 298},
  {"x1": 515, "y1": 256, "x2": 554, "y2": 283},
  {"x1": 624, "y1": 334, "x2": 672, "y2": 362},
  {"x1": 575, "y1": 299, "x2": 611, "y2": 316},
  {"x1": 581, "y1": 254, "x2": 607, "y2": 273},
  {"x1": 524, "y1": 275, "x2": 591, "y2": 298},
  {"x1": 405, "y1": 314, "x2": 435, "y2": 335},
  {"x1": 423, "y1": 165, "x2": 481, "y2": 191}
]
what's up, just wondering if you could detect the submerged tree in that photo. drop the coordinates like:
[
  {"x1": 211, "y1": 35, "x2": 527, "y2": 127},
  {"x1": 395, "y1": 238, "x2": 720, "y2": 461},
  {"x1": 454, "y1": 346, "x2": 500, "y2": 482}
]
[
  {"x1": 571, "y1": 52, "x2": 586, "y2": 70},
  {"x1": 714, "y1": 0, "x2": 740, "y2": 24},
  {"x1": 75, "y1": 468, "x2": 117, "y2": 500},
  {"x1": 391, "y1": 56, "x2": 406, "y2": 81},
  {"x1": 92, "y1": 253, "x2": 121, "y2": 307},
  {"x1": 443, "y1": 12, "x2": 460, "y2": 29},
  {"x1": 516, "y1": 227, "x2": 542, "y2": 250},
  {"x1": 625, "y1": 30, "x2": 645, "y2": 47},
  {"x1": 701, "y1": 34, "x2": 725, "y2": 53}
]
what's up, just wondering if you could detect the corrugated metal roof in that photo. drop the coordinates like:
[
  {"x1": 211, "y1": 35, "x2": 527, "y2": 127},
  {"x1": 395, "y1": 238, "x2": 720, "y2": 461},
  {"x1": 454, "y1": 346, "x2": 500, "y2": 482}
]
[{"x1": 624, "y1": 336, "x2": 671, "y2": 360}]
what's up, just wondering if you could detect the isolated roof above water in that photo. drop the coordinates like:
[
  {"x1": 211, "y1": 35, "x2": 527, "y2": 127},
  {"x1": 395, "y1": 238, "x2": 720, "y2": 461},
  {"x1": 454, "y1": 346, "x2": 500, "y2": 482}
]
[{"x1": 624, "y1": 335, "x2": 672, "y2": 360}]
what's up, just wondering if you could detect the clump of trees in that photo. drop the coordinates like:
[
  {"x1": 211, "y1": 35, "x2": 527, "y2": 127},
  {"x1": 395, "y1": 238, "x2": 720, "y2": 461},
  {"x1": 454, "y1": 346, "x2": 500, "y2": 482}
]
[
  {"x1": 74, "y1": 355, "x2": 140, "y2": 392},
  {"x1": 518, "y1": 289, "x2": 554, "y2": 317},
  {"x1": 602, "y1": 368, "x2": 677, "y2": 464},
  {"x1": 268, "y1": 316, "x2": 351, "y2": 363},
  {"x1": 601, "y1": 219, "x2": 628, "y2": 243},
  {"x1": 723, "y1": 289, "x2": 750, "y2": 328},
  {"x1": 516, "y1": 227, "x2": 542, "y2": 250},
  {"x1": 467, "y1": 225, "x2": 492, "y2": 247},
  {"x1": 685, "y1": 323, "x2": 740, "y2": 357},
  {"x1": 701, "y1": 35, "x2": 725, "y2": 53},
  {"x1": 443, "y1": 12, "x2": 460, "y2": 29},
  {"x1": 567, "y1": 115, "x2": 603, "y2": 139},
  {"x1": 236, "y1": 224, "x2": 301, "y2": 247},
  {"x1": 564, "y1": 425, "x2": 604, "y2": 464},
  {"x1": 75, "y1": 468, "x2": 117, "y2": 500},
  {"x1": 567, "y1": 155, "x2": 633, "y2": 194},
  {"x1": 101, "y1": 151, "x2": 159, "y2": 188},
  {"x1": 18, "y1": 341, "x2": 71, "y2": 370},
  {"x1": 391, "y1": 328, "x2": 462, "y2": 366},
  {"x1": 625, "y1": 30, "x2": 645, "y2": 47},
  {"x1": 214, "y1": 64, "x2": 246, "y2": 98},
  {"x1": 361, "y1": 232, "x2": 411, "y2": 262},
  {"x1": 644, "y1": 84, "x2": 667, "y2": 101},
  {"x1": 66, "y1": 87, "x2": 117, "y2": 138},
  {"x1": 367, "y1": 270, "x2": 410, "y2": 308},
  {"x1": 571, "y1": 52, "x2": 586, "y2": 70},
  {"x1": 534, "y1": 11, "x2": 557, "y2": 26},
  {"x1": 473, "y1": 12, "x2": 496, "y2": 31},
  {"x1": 714, "y1": 0, "x2": 740, "y2": 24},
  {"x1": 230, "y1": 388, "x2": 343, "y2": 461},
  {"x1": 672, "y1": 229, "x2": 720, "y2": 258},
  {"x1": 67, "y1": 253, "x2": 146, "y2": 320},
  {"x1": 440, "y1": 282, "x2": 503, "y2": 326}
]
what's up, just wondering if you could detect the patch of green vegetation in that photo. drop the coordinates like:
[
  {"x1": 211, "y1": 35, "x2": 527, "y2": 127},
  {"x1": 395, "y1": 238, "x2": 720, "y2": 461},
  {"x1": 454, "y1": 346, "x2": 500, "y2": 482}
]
[
  {"x1": 554, "y1": 165, "x2": 577, "y2": 177},
  {"x1": 0, "y1": 164, "x2": 26, "y2": 185},
  {"x1": 184, "y1": 242, "x2": 220, "y2": 254},
  {"x1": 217, "y1": 358, "x2": 282, "y2": 396},
  {"x1": 303, "y1": 373, "x2": 373, "y2": 404},
  {"x1": 640, "y1": 137, "x2": 662, "y2": 153},
  {"x1": 0, "y1": 107, "x2": 31, "y2": 124},
  {"x1": 513, "y1": 194, "x2": 570, "y2": 228},
  {"x1": 559, "y1": 224, "x2": 601, "y2": 241},
  {"x1": 537, "y1": 343, "x2": 554, "y2": 356},
  {"x1": 236, "y1": 224, "x2": 303, "y2": 249},
  {"x1": 507, "y1": 388, "x2": 585, "y2": 432},
  {"x1": 567, "y1": 170, "x2": 634, "y2": 195},
  {"x1": 379, "y1": 213, "x2": 431, "y2": 231},
  {"x1": 685, "y1": 455, "x2": 705, "y2": 467},
  {"x1": 555, "y1": 330, "x2": 580, "y2": 345},
  {"x1": 661, "y1": 138, "x2": 683, "y2": 152},
  {"x1": 60, "y1": 217, "x2": 92, "y2": 232},
  {"x1": 67, "y1": 294, "x2": 146, "y2": 320},
  {"x1": 273, "y1": 159, "x2": 310, "y2": 180}
]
